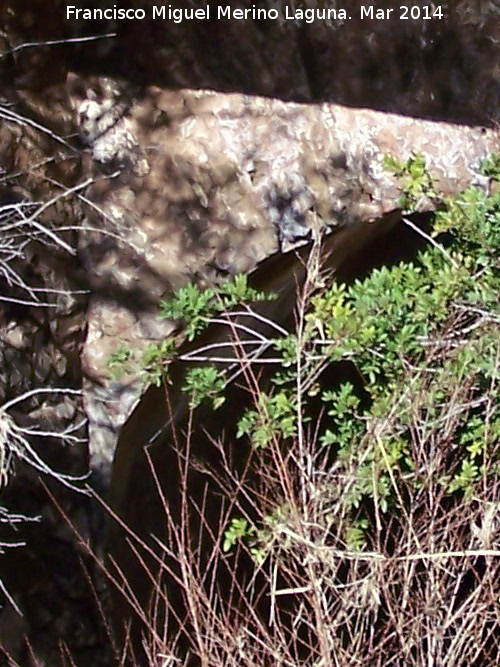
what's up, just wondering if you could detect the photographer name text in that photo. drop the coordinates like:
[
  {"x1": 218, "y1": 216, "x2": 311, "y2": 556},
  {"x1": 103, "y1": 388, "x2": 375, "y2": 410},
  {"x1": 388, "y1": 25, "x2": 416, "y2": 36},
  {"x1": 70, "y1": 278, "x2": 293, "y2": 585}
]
[{"x1": 66, "y1": 5, "x2": 444, "y2": 23}]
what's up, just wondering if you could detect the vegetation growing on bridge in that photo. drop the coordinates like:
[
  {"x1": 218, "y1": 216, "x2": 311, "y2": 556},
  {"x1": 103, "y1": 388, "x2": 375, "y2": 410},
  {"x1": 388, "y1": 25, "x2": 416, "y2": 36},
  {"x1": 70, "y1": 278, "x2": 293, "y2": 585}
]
[{"x1": 116, "y1": 155, "x2": 500, "y2": 665}]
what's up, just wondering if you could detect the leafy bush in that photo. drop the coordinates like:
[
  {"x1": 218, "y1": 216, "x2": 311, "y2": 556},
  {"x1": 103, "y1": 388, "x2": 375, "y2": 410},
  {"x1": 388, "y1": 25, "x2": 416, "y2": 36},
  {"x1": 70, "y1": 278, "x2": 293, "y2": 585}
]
[
  {"x1": 119, "y1": 156, "x2": 500, "y2": 666},
  {"x1": 108, "y1": 274, "x2": 273, "y2": 385}
]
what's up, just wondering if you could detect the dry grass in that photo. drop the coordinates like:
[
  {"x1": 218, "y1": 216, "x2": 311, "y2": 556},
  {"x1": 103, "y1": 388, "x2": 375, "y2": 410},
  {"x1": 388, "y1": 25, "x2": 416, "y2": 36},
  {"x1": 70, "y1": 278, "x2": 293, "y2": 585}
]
[
  {"x1": 105, "y1": 243, "x2": 500, "y2": 667},
  {"x1": 107, "y1": 409, "x2": 500, "y2": 666}
]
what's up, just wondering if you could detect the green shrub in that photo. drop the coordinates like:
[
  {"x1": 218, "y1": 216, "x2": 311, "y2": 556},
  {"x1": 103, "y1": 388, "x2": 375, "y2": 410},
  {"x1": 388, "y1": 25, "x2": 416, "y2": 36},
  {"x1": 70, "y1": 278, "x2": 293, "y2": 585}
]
[{"x1": 126, "y1": 154, "x2": 500, "y2": 665}]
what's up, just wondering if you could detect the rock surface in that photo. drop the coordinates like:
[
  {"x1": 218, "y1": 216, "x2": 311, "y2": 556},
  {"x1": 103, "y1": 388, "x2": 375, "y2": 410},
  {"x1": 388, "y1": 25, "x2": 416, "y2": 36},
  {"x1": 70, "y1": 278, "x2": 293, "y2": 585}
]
[
  {"x1": 70, "y1": 80, "x2": 499, "y2": 481},
  {"x1": 0, "y1": 1, "x2": 499, "y2": 664}
]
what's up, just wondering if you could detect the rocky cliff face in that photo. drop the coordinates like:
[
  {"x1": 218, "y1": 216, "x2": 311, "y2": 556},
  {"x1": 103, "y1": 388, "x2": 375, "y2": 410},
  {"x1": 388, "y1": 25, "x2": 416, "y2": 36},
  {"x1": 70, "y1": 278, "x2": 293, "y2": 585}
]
[{"x1": 0, "y1": 1, "x2": 499, "y2": 664}]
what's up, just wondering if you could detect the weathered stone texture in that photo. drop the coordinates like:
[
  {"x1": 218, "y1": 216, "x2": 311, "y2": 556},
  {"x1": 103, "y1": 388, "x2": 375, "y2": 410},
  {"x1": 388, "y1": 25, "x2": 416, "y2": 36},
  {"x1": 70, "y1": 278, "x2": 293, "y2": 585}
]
[
  {"x1": 66, "y1": 78, "x2": 498, "y2": 485},
  {"x1": 0, "y1": 1, "x2": 499, "y2": 663}
]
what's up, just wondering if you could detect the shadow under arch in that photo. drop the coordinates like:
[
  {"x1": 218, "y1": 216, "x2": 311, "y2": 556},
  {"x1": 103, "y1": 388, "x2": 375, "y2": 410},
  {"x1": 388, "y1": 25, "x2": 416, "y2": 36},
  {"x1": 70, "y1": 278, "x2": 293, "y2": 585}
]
[{"x1": 107, "y1": 209, "x2": 439, "y2": 664}]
